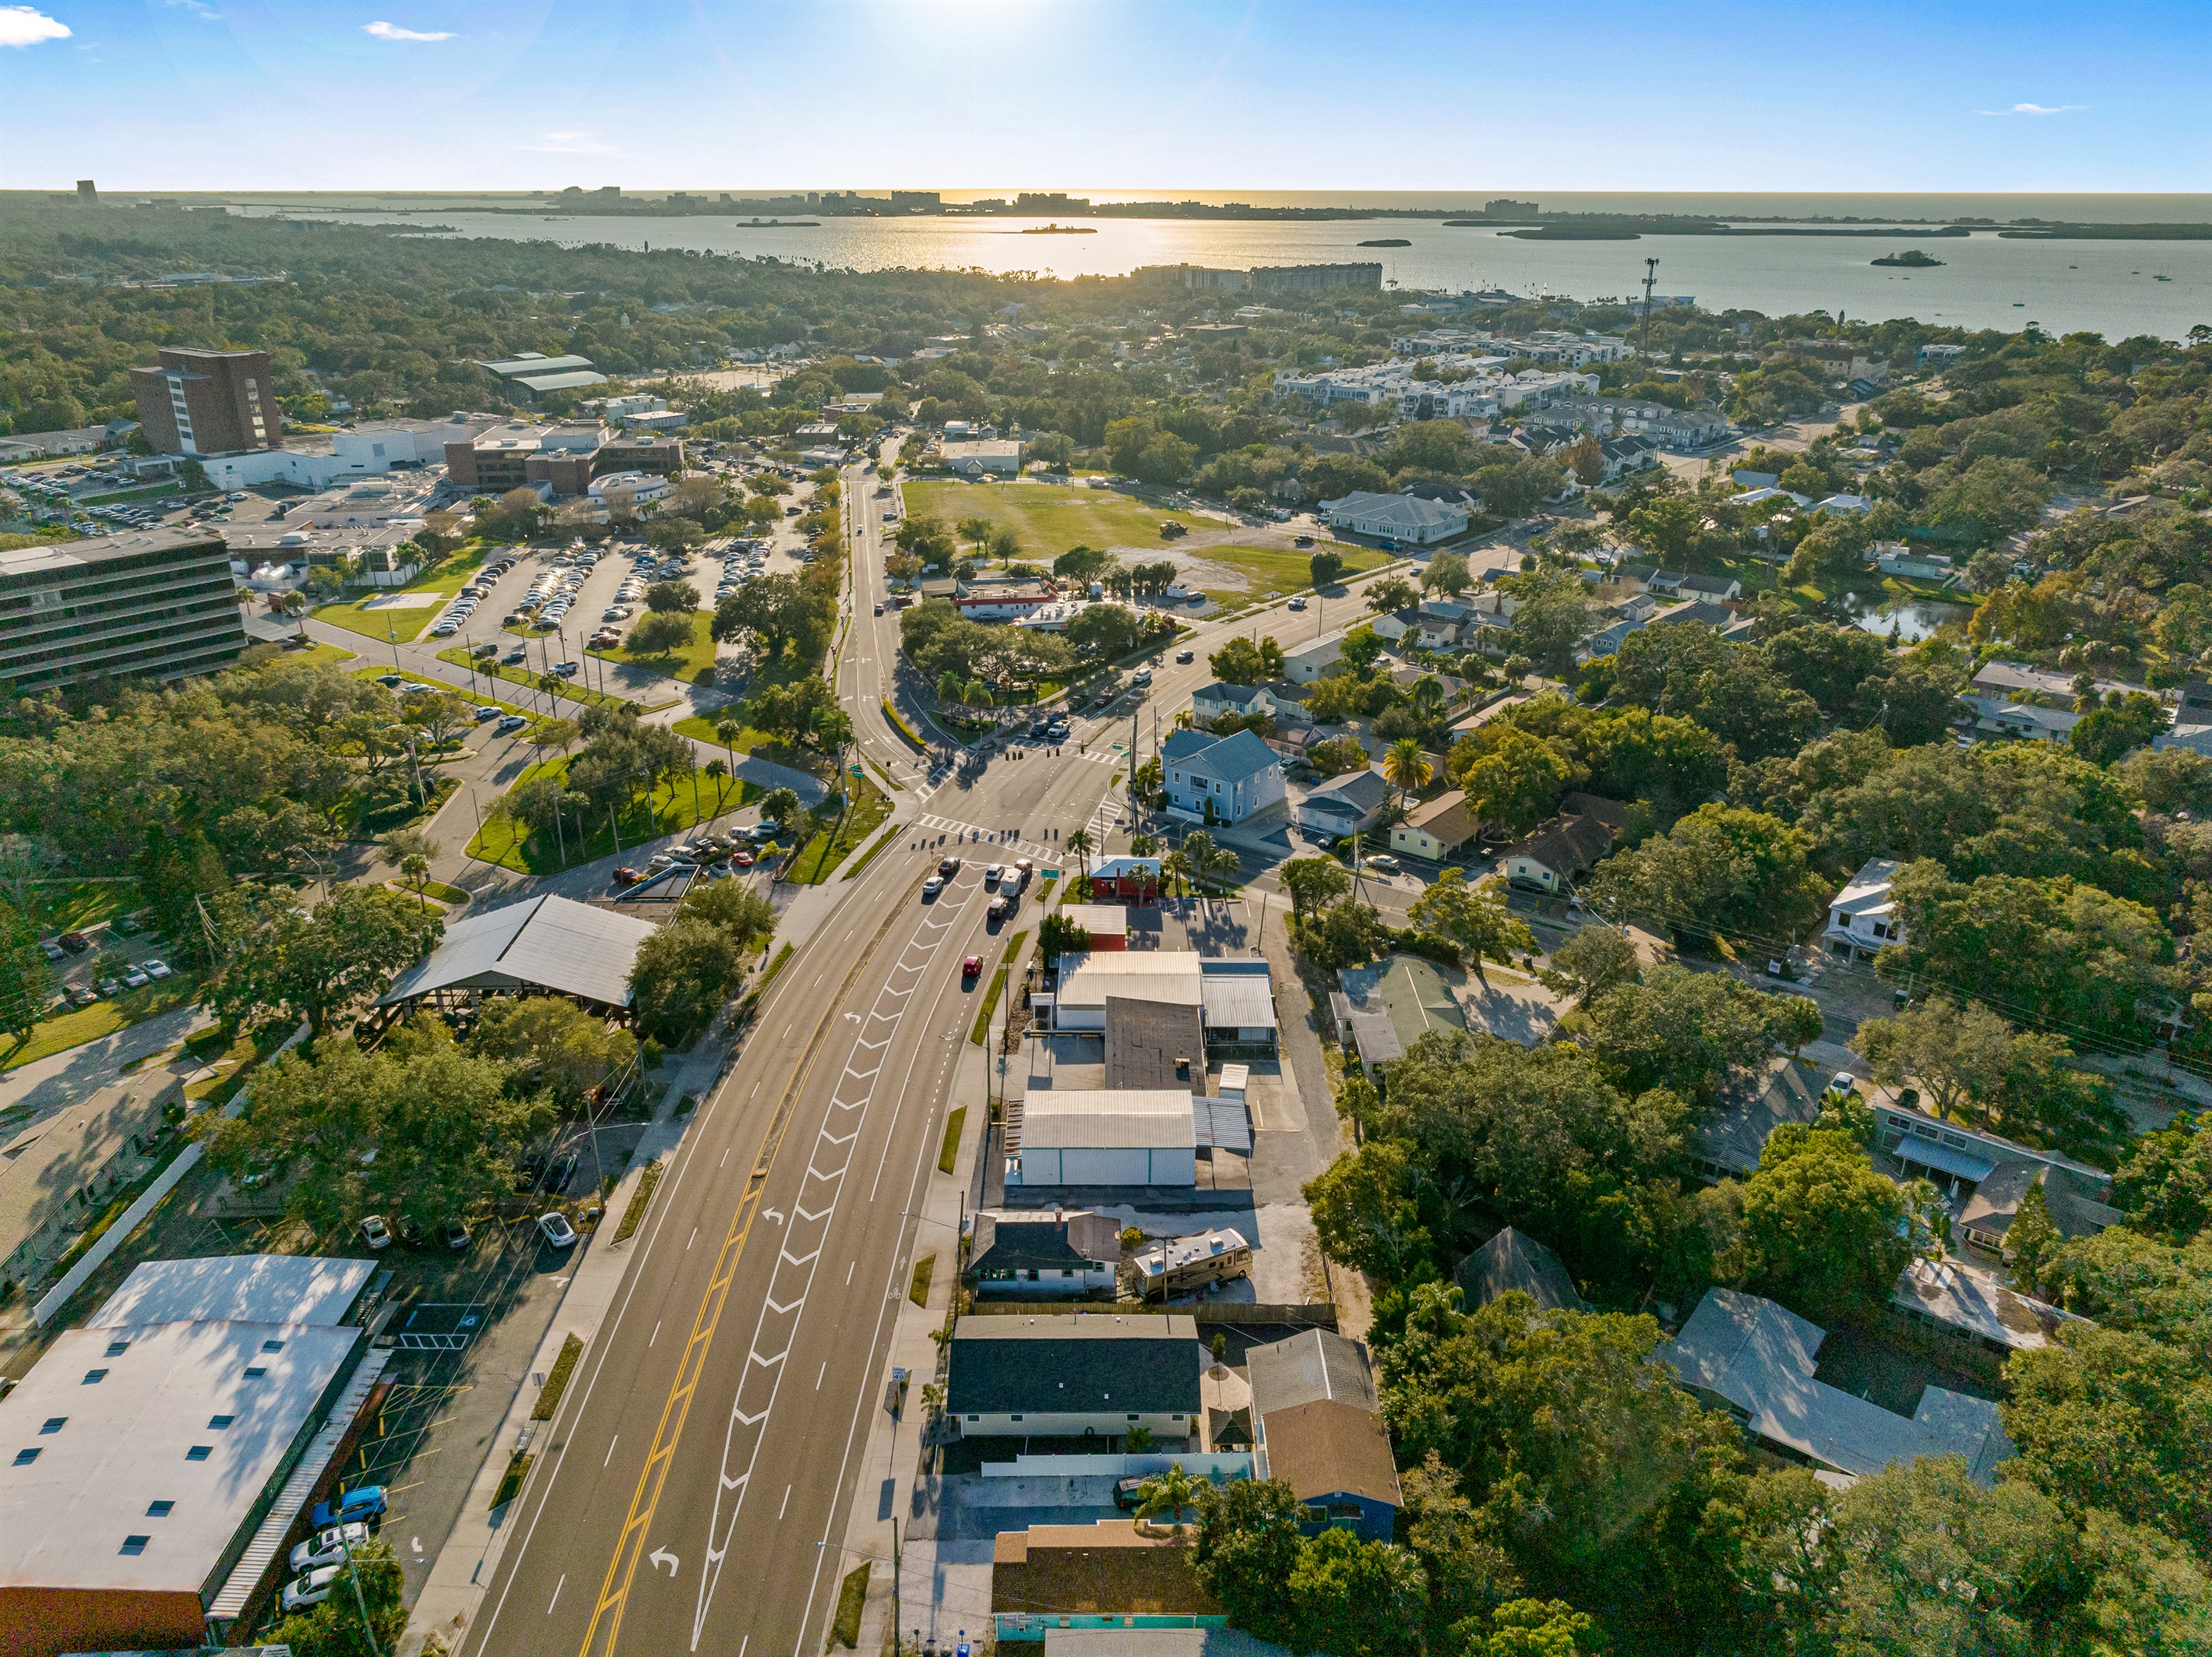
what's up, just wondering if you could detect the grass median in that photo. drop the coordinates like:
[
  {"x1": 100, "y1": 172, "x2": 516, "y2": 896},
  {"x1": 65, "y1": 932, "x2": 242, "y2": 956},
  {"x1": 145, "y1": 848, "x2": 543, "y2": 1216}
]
[
  {"x1": 464, "y1": 756, "x2": 753, "y2": 875},
  {"x1": 787, "y1": 773, "x2": 893, "y2": 884}
]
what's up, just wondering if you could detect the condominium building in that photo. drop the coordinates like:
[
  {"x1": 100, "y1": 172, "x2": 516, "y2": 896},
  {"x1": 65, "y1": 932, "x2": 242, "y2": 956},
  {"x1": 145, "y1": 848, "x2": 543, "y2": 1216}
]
[
  {"x1": 0, "y1": 529, "x2": 247, "y2": 695},
  {"x1": 129, "y1": 348, "x2": 281, "y2": 457}
]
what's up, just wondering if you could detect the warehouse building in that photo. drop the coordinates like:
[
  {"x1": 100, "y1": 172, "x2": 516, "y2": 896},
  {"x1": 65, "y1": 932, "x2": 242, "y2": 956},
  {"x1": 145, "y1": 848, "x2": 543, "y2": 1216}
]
[
  {"x1": 0, "y1": 1255, "x2": 390, "y2": 1657},
  {"x1": 0, "y1": 528, "x2": 248, "y2": 696},
  {"x1": 1047, "y1": 953, "x2": 1277, "y2": 1051}
]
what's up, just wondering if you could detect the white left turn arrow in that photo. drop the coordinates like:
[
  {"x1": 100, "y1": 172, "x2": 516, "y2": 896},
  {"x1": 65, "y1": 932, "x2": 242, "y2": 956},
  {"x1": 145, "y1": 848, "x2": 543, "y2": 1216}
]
[
  {"x1": 650, "y1": 1547, "x2": 679, "y2": 1578},
  {"x1": 766, "y1": 1207, "x2": 785, "y2": 1225}
]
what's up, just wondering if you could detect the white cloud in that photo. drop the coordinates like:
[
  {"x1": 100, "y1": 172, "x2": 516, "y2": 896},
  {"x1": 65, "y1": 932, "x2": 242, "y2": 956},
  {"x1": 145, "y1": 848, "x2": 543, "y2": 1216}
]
[
  {"x1": 1978, "y1": 102, "x2": 2086, "y2": 115},
  {"x1": 363, "y1": 20, "x2": 454, "y2": 41},
  {"x1": 0, "y1": 6, "x2": 70, "y2": 47},
  {"x1": 164, "y1": 0, "x2": 222, "y2": 19},
  {"x1": 518, "y1": 132, "x2": 614, "y2": 155}
]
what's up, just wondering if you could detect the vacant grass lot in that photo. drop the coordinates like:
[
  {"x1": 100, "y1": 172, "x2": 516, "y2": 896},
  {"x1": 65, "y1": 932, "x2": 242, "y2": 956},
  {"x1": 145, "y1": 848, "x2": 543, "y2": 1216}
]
[
  {"x1": 1192, "y1": 542, "x2": 1389, "y2": 606},
  {"x1": 589, "y1": 610, "x2": 720, "y2": 686},
  {"x1": 312, "y1": 541, "x2": 495, "y2": 643},
  {"x1": 464, "y1": 755, "x2": 752, "y2": 874},
  {"x1": 903, "y1": 479, "x2": 1210, "y2": 558}
]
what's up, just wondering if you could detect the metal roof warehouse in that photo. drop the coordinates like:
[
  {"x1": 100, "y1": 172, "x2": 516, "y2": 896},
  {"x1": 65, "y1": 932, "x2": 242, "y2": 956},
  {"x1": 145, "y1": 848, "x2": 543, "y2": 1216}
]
[{"x1": 374, "y1": 893, "x2": 659, "y2": 1017}]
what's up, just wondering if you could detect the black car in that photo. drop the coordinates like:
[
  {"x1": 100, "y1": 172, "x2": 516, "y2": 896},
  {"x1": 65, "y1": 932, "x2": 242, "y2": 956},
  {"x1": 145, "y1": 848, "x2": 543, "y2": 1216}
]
[
  {"x1": 1113, "y1": 1475, "x2": 1150, "y2": 1513},
  {"x1": 938, "y1": 856, "x2": 962, "y2": 876},
  {"x1": 513, "y1": 1152, "x2": 549, "y2": 1193},
  {"x1": 548, "y1": 1150, "x2": 579, "y2": 1194},
  {"x1": 1175, "y1": 649, "x2": 1195, "y2": 664}
]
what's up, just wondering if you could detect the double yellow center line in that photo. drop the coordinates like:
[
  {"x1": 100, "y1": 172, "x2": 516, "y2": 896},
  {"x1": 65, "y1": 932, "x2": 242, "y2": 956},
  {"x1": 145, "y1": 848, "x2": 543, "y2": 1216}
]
[{"x1": 572, "y1": 890, "x2": 913, "y2": 1657}]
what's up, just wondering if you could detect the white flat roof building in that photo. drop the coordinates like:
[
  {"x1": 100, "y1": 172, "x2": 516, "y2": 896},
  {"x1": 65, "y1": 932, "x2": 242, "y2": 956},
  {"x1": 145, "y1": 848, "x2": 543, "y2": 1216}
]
[{"x1": 1010, "y1": 1090, "x2": 1198, "y2": 1187}]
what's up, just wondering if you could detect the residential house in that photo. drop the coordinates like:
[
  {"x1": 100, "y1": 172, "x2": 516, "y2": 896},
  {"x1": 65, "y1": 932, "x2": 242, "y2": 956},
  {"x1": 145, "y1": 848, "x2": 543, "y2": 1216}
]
[
  {"x1": 1390, "y1": 790, "x2": 1483, "y2": 861},
  {"x1": 948, "y1": 1313, "x2": 1204, "y2": 1440},
  {"x1": 1823, "y1": 858, "x2": 1901, "y2": 961},
  {"x1": 1695, "y1": 1059, "x2": 1824, "y2": 1183},
  {"x1": 1660, "y1": 1287, "x2": 2014, "y2": 1484},
  {"x1": 1888, "y1": 1257, "x2": 2086, "y2": 1374},
  {"x1": 1597, "y1": 434, "x2": 1663, "y2": 481},
  {"x1": 1245, "y1": 1331, "x2": 1404, "y2": 1542},
  {"x1": 1296, "y1": 768, "x2": 1390, "y2": 841},
  {"x1": 1957, "y1": 1162, "x2": 2121, "y2": 1260},
  {"x1": 1329, "y1": 954, "x2": 1469, "y2": 1076},
  {"x1": 1540, "y1": 395, "x2": 1732, "y2": 450},
  {"x1": 1280, "y1": 636, "x2": 1344, "y2": 683},
  {"x1": 1190, "y1": 682, "x2": 1280, "y2": 726},
  {"x1": 1871, "y1": 1100, "x2": 2115, "y2": 1213},
  {"x1": 1876, "y1": 547, "x2": 1955, "y2": 580},
  {"x1": 1814, "y1": 493, "x2": 1873, "y2": 515},
  {"x1": 1453, "y1": 1227, "x2": 1587, "y2": 1313},
  {"x1": 1971, "y1": 660, "x2": 2147, "y2": 701},
  {"x1": 967, "y1": 1211, "x2": 1123, "y2": 1297},
  {"x1": 1499, "y1": 794, "x2": 1628, "y2": 891},
  {"x1": 1967, "y1": 696, "x2": 2080, "y2": 744},
  {"x1": 1663, "y1": 572, "x2": 1742, "y2": 601},
  {"x1": 1368, "y1": 606, "x2": 1467, "y2": 650},
  {"x1": 1161, "y1": 728, "x2": 1287, "y2": 826},
  {"x1": 1318, "y1": 491, "x2": 1468, "y2": 546}
]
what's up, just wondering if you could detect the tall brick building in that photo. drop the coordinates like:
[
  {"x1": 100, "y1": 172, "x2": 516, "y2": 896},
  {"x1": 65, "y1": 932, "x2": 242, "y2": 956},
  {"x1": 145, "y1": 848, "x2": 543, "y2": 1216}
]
[{"x1": 129, "y1": 348, "x2": 281, "y2": 457}]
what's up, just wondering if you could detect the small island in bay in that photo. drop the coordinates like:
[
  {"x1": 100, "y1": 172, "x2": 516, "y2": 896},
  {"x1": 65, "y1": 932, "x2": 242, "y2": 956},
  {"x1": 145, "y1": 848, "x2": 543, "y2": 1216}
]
[
  {"x1": 1358, "y1": 237, "x2": 1412, "y2": 246},
  {"x1": 1872, "y1": 249, "x2": 1945, "y2": 267},
  {"x1": 1019, "y1": 223, "x2": 1095, "y2": 234}
]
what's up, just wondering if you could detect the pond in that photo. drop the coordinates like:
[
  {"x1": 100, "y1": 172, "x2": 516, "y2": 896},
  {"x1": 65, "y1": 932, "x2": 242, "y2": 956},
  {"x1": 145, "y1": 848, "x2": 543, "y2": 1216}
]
[{"x1": 1840, "y1": 592, "x2": 1974, "y2": 642}]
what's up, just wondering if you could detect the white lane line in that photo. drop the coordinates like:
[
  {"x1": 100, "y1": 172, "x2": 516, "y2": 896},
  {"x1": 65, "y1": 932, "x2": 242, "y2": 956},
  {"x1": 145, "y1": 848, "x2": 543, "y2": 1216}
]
[
  {"x1": 688, "y1": 1227, "x2": 698, "y2": 1250},
  {"x1": 778, "y1": 1484, "x2": 791, "y2": 1520},
  {"x1": 720, "y1": 1148, "x2": 730, "y2": 1168},
  {"x1": 603, "y1": 1437, "x2": 618, "y2": 1468},
  {"x1": 845, "y1": 1260, "x2": 855, "y2": 1285},
  {"x1": 548, "y1": 1573, "x2": 564, "y2": 1616},
  {"x1": 650, "y1": 1320, "x2": 660, "y2": 1346},
  {"x1": 815, "y1": 1361, "x2": 826, "y2": 1390}
]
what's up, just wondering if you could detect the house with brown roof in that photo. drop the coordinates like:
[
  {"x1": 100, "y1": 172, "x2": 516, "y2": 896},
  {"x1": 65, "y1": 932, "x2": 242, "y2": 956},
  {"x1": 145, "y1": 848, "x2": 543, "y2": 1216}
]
[
  {"x1": 1499, "y1": 795, "x2": 1628, "y2": 892},
  {"x1": 1389, "y1": 789, "x2": 1482, "y2": 860},
  {"x1": 1245, "y1": 1330, "x2": 1402, "y2": 1542},
  {"x1": 991, "y1": 1520, "x2": 1220, "y2": 1645}
]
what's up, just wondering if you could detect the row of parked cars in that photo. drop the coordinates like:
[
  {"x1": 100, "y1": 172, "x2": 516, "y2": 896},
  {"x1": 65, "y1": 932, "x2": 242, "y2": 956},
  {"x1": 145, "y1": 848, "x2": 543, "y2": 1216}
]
[
  {"x1": 610, "y1": 823, "x2": 781, "y2": 886},
  {"x1": 279, "y1": 1486, "x2": 386, "y2": 1613},
  {"x1": 428, "y1": 555, "x2": 519, "y2": 638}
]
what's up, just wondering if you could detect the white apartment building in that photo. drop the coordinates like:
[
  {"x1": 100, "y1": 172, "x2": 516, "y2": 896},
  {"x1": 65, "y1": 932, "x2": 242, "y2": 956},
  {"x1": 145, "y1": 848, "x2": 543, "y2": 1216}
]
[{"x1": 1825, "y1": 858, "x2": 1904, "y2": 961}]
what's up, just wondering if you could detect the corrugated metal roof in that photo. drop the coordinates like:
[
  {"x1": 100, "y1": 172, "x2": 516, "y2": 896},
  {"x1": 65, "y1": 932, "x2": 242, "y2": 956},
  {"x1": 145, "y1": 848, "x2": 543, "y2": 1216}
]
[
  {"x1": 1200, "y1": 975, "x2": 1277, "y2": 1031},
  {"x1": 376, "y1": 894, "x2": 658, "y2": 1009},
  {"x1": 1020, "y1": 1091, "x2": 1197, "y2": 1151},
  {"x1": 1059, "y1": 954, "x2": 1203, "y2": 1010}
]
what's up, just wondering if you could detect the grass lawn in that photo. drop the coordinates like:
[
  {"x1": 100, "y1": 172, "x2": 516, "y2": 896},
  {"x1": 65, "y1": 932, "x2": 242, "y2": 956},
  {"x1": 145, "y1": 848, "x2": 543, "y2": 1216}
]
[
  {"x1": 432, "y1": 649, "x2": 656, "y2": 713},
  {"x1": 904, "y1": 479, "x2": 1213, "y2": 558},
  {"x1": 464, "y1": 755, "x2": 755, "y2": 874},
  {"x1": 25, "y1": 878, "x2": 140, "y2": 935},
  {"x1": 258, "y1": 640, "x2": 359, "y2": 669},
  {"x1": 340, "y1": 773, "x2": 459, "y2": 840},
  {"x1": 312, "y1": 540, "x2": 495, "y2": 644},
  {"x1": 787, "y1": 772, "x2": 893, "y2": 884},
  {"x1": 1193, "y1": 542, "x2": 1388, "y2": 607},
  {"x1": 350, "y1": 663, "x2": 530, "y2": 720},
  {"x1": 588, "y1": 610, "x2": 720, "y2": 686},
  {"x1": 4, "y1": 973, "x2": 199, "y2": 1073}
]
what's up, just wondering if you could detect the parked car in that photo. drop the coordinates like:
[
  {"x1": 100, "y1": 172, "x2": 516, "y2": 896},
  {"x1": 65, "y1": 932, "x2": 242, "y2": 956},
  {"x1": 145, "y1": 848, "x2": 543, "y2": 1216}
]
[
  {"x1": 496, "y1": 714, "x2": 529, "y2": 734},
  {"x1": 58, "y1": 931, "x2": 90, "y2": 953},
  {"x1": 309, "y1": 1486, "x2": 387, "y2": 1528},
  {"x1": 140, "y1": 958, "x2": 172, "y2": 979},
  {"x1": 548, "y1": 1151, "x2": 579, "y2": 1193},
  {"x1": 282, "y1": 1566, "x2": 342, "y2": 1613},
  {"x1": 69, "y1": 985, "x2": 99, "y2": 1007},
  {"x1": 290, "y1": 1521, "x2": 370, "y2": 1574},
  {"x1": 1361, "y1": 855, "x2": 1402, "y2": 876},
  {"x1": 537, "y1": 1212, "x2": 579, "y2": 1249},
  {"x1": 474, "y1": 705, "x2": 502, "y2": 721},
  {"x1": 1113, "y1": 1475, "x2": 1151, "y2": 1512},
  {"x1": 612, "y1": 866, "x2": 643, "y2": 887},
  {"x1": 121, "y1": 968, "x2": 150, "y2": 989},
  {"x1": 358, "y1": 1215, "x2": 393, "y2": 1250},
  {"x1": 442, "y1": 1220, "x2": 472, "y2": 1251}
]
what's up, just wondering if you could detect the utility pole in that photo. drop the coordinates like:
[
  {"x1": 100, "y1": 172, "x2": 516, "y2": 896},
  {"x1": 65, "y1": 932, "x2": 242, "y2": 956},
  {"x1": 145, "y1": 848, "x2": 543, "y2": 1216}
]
[
  {"x1": 1639, "y1": 257, "x2": 1660, "y2": 359},
  {"x1": 890, "y1": 1516, "x2": 901, "y2": 1657}
]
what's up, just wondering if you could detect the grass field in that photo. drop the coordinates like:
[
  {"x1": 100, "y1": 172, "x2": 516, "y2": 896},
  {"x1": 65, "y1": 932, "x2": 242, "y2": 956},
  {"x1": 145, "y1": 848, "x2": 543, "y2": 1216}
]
[
  {"x1": 248, "y1": 639, "x2": 359, "y2": 669},
  {"x1": 433, "y1": 648, "x2": 660, "y2": 712},
  {"x1": 904, "y1": 479, "x2": 1213, "y2": 558},
  {"x1": 787, "y1": 772, "x2": 893, "y2": 884},
  {"x1": 5, "y1": 973, "x2": 199, "y2": 1073},
  {"x1": 589, "y1": 610, "x2": 720, "y2": 686},
  {"x1": 312, "y1": 541, "x2": 495, "y2": 643},
  {"x1": 463, "y1": 754, "x2": 752, "y2": 874},
  {"x1": 1189, "y1": 542, "x2": 1389, "y2": 607}
]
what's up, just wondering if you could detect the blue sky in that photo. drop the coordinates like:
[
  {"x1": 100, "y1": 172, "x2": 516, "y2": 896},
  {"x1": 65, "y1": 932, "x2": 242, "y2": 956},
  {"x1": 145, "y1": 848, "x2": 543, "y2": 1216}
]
[{"x1": 2, "y1": 0, "x2": 2207, "y2": 193}]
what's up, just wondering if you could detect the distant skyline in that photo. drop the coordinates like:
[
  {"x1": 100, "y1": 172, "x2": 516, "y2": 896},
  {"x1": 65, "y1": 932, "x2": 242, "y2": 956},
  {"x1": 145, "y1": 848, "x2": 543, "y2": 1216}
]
[{"x1": 2, "y1": 0, "x2": 2207, "y2": 194}]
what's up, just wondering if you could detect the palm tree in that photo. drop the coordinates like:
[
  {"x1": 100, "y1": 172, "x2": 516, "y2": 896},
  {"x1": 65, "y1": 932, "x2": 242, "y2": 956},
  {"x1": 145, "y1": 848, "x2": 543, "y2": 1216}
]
[
  {"x1": 703, "y1": 757, "x2": 730, "y2": 815},
  {"x1": 1136, "y1": 1463, "x2": 1197, "y2": 1533},
  {"x1": 1161, "y1": 846, "x2": 1192, "y2": 902},
  {"x1": 1382, "y1": 736, "x2": 1433, "y2": 817},
  {"x1": 936, "y1": 670, "x2": 964, "y2": 706},
  {"x1": 1409, "y1": 675, "x2": 1446, "y2": 717},
  {"x1": 714, "y1": 714, "x2": 741, "y2": 770}
]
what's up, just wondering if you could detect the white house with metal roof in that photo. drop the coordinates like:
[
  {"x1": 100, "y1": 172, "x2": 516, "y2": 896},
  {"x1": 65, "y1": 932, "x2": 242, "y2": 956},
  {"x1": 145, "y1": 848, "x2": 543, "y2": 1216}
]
[{"x1": 1823, "y1": 858, "x2": 1903, "y2": 961}]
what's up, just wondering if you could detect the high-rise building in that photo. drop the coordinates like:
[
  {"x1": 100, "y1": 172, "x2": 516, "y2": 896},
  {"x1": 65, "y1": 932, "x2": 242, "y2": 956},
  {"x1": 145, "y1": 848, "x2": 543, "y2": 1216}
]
[
  {"x1": 76, "y1": 179, "x2": 98, "y2": 204},
  {"x1": 0, "y1": 528, "x2": 248, "y2": 694},
  {"x1": 129, "y1": 348, "x2": 281, "y2": 457}
]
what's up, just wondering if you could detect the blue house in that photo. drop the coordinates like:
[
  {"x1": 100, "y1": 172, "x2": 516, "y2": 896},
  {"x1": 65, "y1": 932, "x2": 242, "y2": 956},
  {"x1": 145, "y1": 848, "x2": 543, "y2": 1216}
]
[
  {"x1": 1245, "y1": 1330, "x2": 1402, "y2": 1543},
  {"x1": 1161, "y1": 728, "x2": 1287, "y2": 826}
]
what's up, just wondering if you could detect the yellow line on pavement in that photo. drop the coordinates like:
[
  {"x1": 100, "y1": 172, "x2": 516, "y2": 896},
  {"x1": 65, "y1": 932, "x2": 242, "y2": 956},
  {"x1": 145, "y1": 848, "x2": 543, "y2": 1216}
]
[{"x1": 572, "y1": 890, "x2": 911, "y2": 1657}]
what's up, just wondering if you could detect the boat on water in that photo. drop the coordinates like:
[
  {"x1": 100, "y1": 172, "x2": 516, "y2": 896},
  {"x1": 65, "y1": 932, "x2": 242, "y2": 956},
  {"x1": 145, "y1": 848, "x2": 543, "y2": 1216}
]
[{"x1": 1020, "y1": 223, "x2": 1095, "y2": 234}]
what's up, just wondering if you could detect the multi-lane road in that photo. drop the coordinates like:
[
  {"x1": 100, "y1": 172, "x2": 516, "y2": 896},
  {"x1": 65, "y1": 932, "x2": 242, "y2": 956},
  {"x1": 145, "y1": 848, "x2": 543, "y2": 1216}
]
[{"x1": 461, "y1": 451, "x2": 1399, "y2": 1655}]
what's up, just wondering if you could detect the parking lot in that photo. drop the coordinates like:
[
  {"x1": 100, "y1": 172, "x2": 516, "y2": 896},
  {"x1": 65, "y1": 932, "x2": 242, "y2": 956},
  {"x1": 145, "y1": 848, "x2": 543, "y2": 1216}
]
[{"x1": 30, "y1": 912, "x2": 184, "y2": 1019}]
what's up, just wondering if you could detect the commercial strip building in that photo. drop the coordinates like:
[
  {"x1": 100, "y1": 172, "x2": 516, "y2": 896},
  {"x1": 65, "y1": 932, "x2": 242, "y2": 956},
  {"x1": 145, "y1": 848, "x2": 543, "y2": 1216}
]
[
  {"x1": 0, "y1": 527, "x2": 248, "y2": 696},
  {"x1": 1047, "y1": 953, "x2": 1279, "y2": 1049},
  {"x1": 0, "y1": 1255, "x2": 393, "y2": 1656},
  {"x1": 473, "y1": 351, "x2": 609, "y2": 401}
]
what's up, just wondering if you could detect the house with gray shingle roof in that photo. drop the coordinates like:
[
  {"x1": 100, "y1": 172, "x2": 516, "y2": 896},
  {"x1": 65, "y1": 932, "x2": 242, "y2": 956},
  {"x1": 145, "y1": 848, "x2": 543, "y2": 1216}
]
[{"x1": 1161, "y1": 728, "x2": 1285, "y2": 825}]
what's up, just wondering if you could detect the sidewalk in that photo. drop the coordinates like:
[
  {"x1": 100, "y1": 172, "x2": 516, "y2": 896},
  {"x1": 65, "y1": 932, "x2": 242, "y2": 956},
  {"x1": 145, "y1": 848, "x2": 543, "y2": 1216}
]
[{"x1": 399, "y1": 1035, "x2": 732, "y2": 1656}]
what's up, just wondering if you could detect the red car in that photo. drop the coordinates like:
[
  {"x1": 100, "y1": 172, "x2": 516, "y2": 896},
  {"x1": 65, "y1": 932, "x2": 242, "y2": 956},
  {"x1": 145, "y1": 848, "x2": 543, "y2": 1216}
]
[
  {"x1": 962, "y1": 955, "x2": 983, "y2": 978},
  {"x1": 612, "y1": 866, "x2": 642, "y2": 886},
  {"x1": 731, "y1": 848, "x2": 756, "y2": 868}
]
